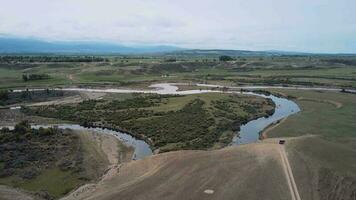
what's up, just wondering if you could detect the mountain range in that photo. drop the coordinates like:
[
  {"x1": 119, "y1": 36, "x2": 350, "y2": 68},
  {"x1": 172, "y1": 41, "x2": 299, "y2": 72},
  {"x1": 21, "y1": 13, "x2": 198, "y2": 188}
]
[
  {"x1": 0, "y1": 37, "x2": 327, "y2": 56},
  {"x1": 0, "y1": 37, "x2": 182, "y2": 54}
]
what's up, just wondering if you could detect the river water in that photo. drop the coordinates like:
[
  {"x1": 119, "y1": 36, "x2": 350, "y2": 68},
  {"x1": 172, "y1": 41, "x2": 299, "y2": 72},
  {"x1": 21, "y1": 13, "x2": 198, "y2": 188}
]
[
  {"x1": 6, "y1": 83, "x2": 302, "y2": 159},
  {"x1": 231, "y1": 92, "x2": 300, "y2": 144}
]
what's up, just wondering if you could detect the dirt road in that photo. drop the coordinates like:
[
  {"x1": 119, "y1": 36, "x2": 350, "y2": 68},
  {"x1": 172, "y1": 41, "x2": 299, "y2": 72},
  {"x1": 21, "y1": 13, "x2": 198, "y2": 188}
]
[{"x1": 279, "y1": 145, "x2": 301, "y2": 200}]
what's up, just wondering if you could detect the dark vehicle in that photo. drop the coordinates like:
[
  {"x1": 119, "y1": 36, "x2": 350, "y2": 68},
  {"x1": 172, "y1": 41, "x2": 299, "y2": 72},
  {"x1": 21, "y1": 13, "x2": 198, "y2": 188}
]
[{"x1": 279, "y1": 140, "x2": 286, "y2": 145}]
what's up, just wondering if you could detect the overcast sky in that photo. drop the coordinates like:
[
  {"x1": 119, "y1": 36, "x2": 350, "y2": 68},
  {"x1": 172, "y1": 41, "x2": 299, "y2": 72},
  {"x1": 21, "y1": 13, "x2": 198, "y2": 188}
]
[{"x1": 0, "y1": 0, "x2": 355, "y2": 53}]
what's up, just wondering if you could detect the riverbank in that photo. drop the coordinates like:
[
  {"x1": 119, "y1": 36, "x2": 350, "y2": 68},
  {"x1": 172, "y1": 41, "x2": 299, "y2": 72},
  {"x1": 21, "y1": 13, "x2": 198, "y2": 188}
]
[
  {"x1": 0, "y1": 124, "x2": 133, "y2": 200},
  {"x1": 259, "y1": 118, "x2": 287, "y2": 140}
]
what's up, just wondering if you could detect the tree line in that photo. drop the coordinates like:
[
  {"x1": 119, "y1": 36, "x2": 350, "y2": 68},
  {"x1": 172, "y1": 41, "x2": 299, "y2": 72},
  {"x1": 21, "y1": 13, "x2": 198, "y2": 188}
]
[{"x1": 0, "y1": 56, "x2": 108, "y2": 63}]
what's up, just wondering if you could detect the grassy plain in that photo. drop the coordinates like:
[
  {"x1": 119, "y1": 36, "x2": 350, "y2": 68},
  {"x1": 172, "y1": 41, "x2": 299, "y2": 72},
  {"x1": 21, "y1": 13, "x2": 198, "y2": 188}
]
[
  {"x1": 1, "y1": 56, "x2": 356, "y2": 89},
  {"x1": 267, "y1": 89, "x2": 356, "y2": 139},
  {"x1": 265, "y1": 89, "x2": 356, "y2": 200}
]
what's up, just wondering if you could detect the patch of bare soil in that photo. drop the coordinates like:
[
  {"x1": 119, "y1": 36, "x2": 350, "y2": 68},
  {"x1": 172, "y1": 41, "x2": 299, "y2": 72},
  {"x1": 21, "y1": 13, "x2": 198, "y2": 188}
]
[
  {"x1": 79, "y1": 92, "x2": 106, "y2": 101},
  {"x1": 29, "y1": 92, "x2": 105, "y2": 106},
  {"x1": 71, "y1": 142, "x2": 293, "y2": 200},
  {"x1": 0, "y1": 185, "x2": 34, "y2": 200},
  {"x1": 29, "y1": 95, "x2": 84, "y2": 106},
  {"x1": 61, "y1": 132, "x2": 133, "y2": 200}
]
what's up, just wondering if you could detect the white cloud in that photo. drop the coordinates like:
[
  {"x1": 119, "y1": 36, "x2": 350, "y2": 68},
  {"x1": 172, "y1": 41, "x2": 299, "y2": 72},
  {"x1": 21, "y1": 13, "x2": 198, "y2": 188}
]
[{"x1": 0, "y1": 0, "x2": 355, "y2": 52}]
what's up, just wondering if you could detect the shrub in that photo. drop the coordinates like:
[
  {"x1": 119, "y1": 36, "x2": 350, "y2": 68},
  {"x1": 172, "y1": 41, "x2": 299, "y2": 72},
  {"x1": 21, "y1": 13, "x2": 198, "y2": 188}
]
[{"x1": 219, "y1": 55, "x2": 234, "y2": 62}]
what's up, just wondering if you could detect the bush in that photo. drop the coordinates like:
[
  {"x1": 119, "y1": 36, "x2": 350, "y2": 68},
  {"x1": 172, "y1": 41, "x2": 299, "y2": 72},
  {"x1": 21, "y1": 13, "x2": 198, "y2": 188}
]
[
  {"x1": 14, "y1": 120, "x2": 31, "y2": 134},
  {"x1": 0, "y1": 90, "x2": 9, "y2": 101},
  {"x1": 20, "y1": 167, "x2": 40, "y2": 179},
  {"x1": 219, "y1": 55, "x2": 234, "y2": 62},
  {"x1": 23, "y1": 73, "x2": 50, "y2": 81},
  {"x1": 0, "y1": 122, "x2": 82, "y2": 182}
]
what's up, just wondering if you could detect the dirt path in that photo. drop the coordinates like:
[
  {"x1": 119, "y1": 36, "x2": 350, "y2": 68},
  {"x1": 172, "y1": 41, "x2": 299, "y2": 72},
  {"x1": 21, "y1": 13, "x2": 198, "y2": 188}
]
[
  {"x1": 28, "y1": 92, "x2": 105, "y2": 107},
  {"x1": 297, "y1": 97, "x2": 342, "y2": 108},
  {"x1": 279, "y1": 145, "x2": 301, "y2": 200},
  {"x1": 29, "y1": 95, "x2": 84, "y2": 106}
]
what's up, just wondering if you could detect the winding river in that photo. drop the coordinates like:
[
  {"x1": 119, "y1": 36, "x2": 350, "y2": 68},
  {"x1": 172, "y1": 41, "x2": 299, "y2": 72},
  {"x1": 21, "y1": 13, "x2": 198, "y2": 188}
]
[
  {"x1": 231, "y1": 92, "x2": 300, "y2": 144},
  {"x1": 5, "y1": 83, "x2": 305, "y2": 159}
]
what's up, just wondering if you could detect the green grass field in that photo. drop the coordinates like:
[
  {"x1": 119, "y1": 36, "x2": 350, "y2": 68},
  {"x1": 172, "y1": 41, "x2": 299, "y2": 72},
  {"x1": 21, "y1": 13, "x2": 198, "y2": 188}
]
[
  {"x1": 267, "y1": 89, "x2": 356, "y2": 139},
  {"x1": 264, "y1": 89, "x2": 356, "y2": 200}
]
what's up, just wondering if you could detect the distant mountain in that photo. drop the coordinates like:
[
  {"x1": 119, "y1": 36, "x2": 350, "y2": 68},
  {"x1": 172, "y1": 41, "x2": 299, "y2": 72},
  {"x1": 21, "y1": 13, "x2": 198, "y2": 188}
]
[
  {"x1": 164, "y1": 49, "x2": 313, "y2": 57},
  {"x1": 0, "y1": 37, "x2": 182, "y2": 54},
  {"x1": 0, "y1": 37, "x2": 323, "y2": 56}
]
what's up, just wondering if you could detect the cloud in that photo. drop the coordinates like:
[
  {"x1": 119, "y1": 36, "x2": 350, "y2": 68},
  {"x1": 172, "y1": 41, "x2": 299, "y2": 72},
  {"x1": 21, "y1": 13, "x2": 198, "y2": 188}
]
[{"x1": 0, "y1": 0, "x2": 355, "y2": 53}]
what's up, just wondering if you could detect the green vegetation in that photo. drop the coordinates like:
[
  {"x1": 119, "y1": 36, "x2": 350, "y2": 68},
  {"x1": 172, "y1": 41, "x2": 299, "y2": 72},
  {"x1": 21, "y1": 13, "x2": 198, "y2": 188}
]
[
  {"x1": 0, "y1": 121, "x2": 108, "y2": 199},
  {"x1": 0, "y1": 55, "x2": 355, "y2": 89},
  {"x1": 0, "y1": 90, "x2": 9, "y2": 101},
  {"x1": 23, "y1": 93, "x2": 274, "y2": 151},
  {"x1": 22, "y1": 73, "x2": 50, "y2": 82},
  {"x1": 219, "y1": 55, "x2": 234, "y2": 61},
  {"x1": 267, "y1": 89, "x2": 356, "y2": 139}
]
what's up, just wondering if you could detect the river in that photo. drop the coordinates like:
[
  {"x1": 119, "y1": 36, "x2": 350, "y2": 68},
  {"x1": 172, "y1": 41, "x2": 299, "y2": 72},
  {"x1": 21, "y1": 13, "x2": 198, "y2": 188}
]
[
  {"x1": 231, "y1": 92, "x2": 300, "y2": 144},
  {"x1": 5, "y1": 83, "x2": 303, "y2": 159}
]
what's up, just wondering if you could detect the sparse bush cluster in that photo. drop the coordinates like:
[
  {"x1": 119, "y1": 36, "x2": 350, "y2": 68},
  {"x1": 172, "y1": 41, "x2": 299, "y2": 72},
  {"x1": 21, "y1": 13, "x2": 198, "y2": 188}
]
[
  {"x1": 0, "y1": 121, "x2": 82, "y2": 180},
  {"x1": 121, "y1": 99, "x2": 215, "y2": 150}
]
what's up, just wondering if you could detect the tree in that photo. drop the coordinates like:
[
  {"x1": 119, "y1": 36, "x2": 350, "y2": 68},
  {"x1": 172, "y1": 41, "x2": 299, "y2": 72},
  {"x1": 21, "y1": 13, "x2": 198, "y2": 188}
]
[
  {"x1": 165, "y1": 57, "x2": 177, "y2": 62},
  {"x1": 0, "y1": 90, "x2": 9, "y2": 101},
  {"x1": 0, "y1": 127, "x2": 10, "y2": 134},
  {"x1": 219, "y1": 55, "x2": 234, "y2": 62},
  {"x1": 14, "y1": 121, "x2": 31, "y2": 134},
  {"x1": 22, "y1": 74, "x2": 28, "y2": 82}
]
